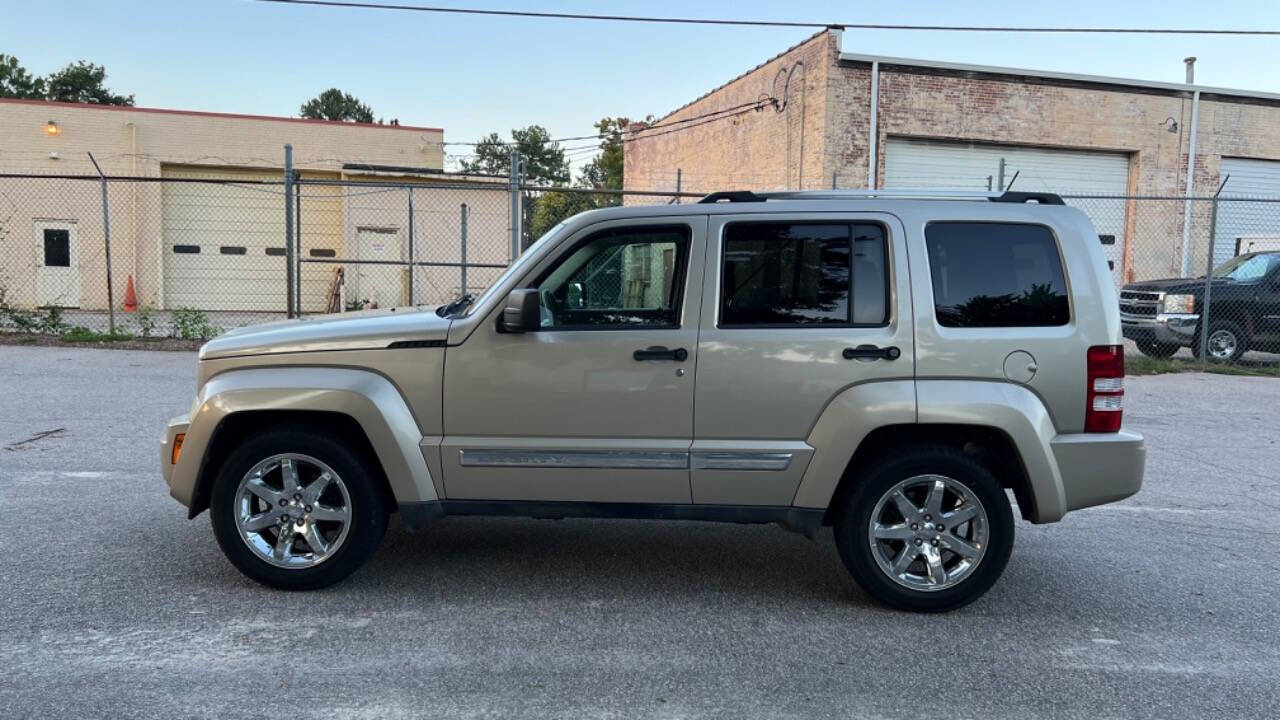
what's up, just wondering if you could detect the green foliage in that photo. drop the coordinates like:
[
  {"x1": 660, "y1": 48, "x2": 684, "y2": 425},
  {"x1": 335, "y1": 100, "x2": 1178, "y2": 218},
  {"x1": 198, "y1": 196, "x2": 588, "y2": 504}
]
[
  {"x1": 61, "y1": 326, "x2": 135, "y2": 343},
  {"x1": 170, "y1": 307, "x2": 220, "y2": 341},
  {"x1": 0, "y1": 287, "x2": 40, "y2": 331},
  {"x1": 133, "y1": 305, "x2": 157, "y2": 338},
  {"x1": 44, "y1": 60, "x2": 133, "y2": 105},
  {"x1": 1127, "y1": 355, "x2": 1280, "y2": 378},
  {"x1": 0, "y1": 54, "x2": 45, "y2": 99},
  {"x1": 299, "y1": 88, "x2": 374, "y2": 123},
  {"x1": 461, "y1": 125, "x2": 570, "y2": 185},
  {"x1": 38, "y1": 306, "x2": 68, "y2": 335}
]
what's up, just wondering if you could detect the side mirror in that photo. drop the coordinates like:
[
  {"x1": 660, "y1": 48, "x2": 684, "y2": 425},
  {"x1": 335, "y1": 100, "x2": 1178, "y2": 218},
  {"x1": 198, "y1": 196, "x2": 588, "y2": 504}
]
[{"x1": 499, "y1": 289, "x2": 541, "y2": 333}]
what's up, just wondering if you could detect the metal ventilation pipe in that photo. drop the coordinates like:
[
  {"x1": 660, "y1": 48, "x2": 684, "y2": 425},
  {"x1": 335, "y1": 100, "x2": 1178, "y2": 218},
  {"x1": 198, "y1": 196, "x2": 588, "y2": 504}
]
[{"x1": 1184, "y1": 57, "x2": 1196, "y2": 84}]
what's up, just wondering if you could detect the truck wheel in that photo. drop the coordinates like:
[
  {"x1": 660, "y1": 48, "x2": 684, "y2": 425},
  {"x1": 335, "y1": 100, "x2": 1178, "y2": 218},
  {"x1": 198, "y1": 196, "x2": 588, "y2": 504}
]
[
  {"x1": 1136, "y1": 341, "x2": 1179, "y2": 358},
  {"x1": 209, "y1": 427, "x2": 388, "y2": 590},
  {"x1": 834, "y1": 445, "x2": 1013, "y2": 612},
  {"x1": 1191, "y1": 319, "x2": 1249, "y2": 362}
]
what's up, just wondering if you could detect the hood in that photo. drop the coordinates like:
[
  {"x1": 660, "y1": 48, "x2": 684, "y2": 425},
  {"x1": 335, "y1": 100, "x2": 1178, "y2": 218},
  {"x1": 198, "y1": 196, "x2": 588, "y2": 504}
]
[
  {"x1": 1122, "y1": 277, "x2": 1233, "y2": 295},
  {"x1": 199, "y1": 306, "x2": 451, "y2": 360}
]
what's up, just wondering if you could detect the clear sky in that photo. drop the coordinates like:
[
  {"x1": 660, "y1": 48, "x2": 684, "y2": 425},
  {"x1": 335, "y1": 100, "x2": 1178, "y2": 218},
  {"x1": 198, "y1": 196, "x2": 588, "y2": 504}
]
[{"x1": 6, "y1": 1, "x2": 1280, "y2": 170}]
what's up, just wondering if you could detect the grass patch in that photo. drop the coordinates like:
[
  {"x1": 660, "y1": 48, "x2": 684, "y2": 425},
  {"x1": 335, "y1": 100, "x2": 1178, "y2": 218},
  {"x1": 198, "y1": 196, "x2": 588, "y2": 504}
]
[
  {"x1": 60, "y1": 326, "x2": 137, "y2": 343},
  {"x1": 1127, "y1": 355, "x2": 1280, "y2": 377}
]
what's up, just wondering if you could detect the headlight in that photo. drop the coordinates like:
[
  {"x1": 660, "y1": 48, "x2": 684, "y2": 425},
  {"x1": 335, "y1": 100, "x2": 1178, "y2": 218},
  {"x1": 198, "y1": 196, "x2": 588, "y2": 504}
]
[{"x1": 1161, "y1": 294, "x2": 1195, "y2": 314}]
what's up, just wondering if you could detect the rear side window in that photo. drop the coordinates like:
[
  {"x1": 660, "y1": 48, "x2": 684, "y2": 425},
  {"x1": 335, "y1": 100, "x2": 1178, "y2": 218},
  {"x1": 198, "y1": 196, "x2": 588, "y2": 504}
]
[
  {"x1": 925, "y1": 222, "x2": 1069, "y2": 328},
  {"x1": 720, "y1": 223, "x2": 888, "y2": 327}
]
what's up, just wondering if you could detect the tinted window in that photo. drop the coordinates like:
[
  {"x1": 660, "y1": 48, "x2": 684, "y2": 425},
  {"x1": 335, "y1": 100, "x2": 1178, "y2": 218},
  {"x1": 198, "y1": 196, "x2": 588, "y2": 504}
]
[
  {"x1": 720, "y1": 223, "x2": 887, "y2": 326},
  {"x1": 43, "y1": 229, "x2": 70, "y2": 267},
  {"x1": 536, "y1": 227, "x2": 688, "y2": 329},
  {"x1": 925, "y1": 222, "x2": 1069, "y2": 328}
]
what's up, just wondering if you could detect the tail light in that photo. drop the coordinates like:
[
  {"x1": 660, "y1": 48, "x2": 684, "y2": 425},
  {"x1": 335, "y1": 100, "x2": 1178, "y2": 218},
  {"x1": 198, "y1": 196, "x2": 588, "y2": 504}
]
[{"x1": 1085, "y1": 345, "x2": 1124, "y2": 432}]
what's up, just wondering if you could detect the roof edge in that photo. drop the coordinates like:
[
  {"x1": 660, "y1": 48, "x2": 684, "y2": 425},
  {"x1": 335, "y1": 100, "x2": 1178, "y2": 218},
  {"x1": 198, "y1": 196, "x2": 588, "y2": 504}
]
[
  {"x1": 837, "y1": 51, "x2": 1280, "y2": 104},
  {"x1": 0, "y1": 97, "x2": 443, "y2": 133}
]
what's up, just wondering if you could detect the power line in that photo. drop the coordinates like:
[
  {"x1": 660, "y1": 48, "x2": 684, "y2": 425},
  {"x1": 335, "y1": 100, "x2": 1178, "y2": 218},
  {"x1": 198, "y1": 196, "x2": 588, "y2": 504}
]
[{"x1": 253, "y1": 0, "x2": 1280, "y2": 35}]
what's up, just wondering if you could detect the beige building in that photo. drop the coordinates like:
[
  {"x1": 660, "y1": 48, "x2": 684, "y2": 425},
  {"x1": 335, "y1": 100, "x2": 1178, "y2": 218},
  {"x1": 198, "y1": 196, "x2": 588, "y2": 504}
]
[
  {"x1": 624, "y1": 30, "x2": 1280, "y2": 285},
  {"x1": 0, "y1": 98, "x2": 508, "y2": 316}
]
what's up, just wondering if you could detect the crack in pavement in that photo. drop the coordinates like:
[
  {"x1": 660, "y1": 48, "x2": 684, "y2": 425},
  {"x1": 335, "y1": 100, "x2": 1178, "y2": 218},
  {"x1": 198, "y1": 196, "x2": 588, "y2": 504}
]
[{"x1": 5, "y1": 428, "x2": 67, "y2": 451}]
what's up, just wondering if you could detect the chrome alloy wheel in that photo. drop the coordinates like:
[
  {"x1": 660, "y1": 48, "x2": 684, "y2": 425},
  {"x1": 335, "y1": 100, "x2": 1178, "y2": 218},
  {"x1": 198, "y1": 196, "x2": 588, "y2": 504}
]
[
  {"x1": 234, "y1": 453, "x2": 352, "y2": 569},
  {"x1": 1207, "y1": 329, "x2": 1239, "y2": 360},
  {"x1": 868, "y1": 474, "x2": 989, "y2": 592}
]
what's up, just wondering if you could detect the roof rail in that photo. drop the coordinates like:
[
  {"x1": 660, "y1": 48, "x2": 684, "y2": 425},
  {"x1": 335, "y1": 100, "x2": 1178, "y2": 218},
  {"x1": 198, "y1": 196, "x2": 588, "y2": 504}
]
[{"x1": 695, "y1": 189, "x2": 1065, "y2": 205}]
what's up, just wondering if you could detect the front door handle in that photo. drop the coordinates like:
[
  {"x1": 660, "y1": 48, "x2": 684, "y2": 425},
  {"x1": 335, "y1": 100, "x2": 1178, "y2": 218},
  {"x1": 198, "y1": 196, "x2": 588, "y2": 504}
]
[
  {"x1": 634, "y1": 346, "x2": 688, "y2": 362},
  {"x1": 842, "y1": 344, "x2": 901, "y2": 361}
]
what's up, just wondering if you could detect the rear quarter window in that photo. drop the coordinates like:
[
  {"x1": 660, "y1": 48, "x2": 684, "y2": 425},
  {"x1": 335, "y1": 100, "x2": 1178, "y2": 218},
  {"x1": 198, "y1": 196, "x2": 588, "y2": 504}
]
[{"x1": 925, "y1": 222, "x2": 1070, "y2": 328}]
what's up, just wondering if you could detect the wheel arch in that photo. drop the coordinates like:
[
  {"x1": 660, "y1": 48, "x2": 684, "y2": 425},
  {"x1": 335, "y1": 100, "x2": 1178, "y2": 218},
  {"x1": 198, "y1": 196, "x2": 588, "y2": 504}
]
[{"x1": 171, "y1": 367, "x2": 438, "y2": 519}]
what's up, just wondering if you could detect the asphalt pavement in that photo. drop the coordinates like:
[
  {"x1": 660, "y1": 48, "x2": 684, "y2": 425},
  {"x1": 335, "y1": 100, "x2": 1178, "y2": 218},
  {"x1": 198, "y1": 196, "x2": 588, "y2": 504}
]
[{"x1": 1, "y1": 344, "x2": 1277, "y2": 719}]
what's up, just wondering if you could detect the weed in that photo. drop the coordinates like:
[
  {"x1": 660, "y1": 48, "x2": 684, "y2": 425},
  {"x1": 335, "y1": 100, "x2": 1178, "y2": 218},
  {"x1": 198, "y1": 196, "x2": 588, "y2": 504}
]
[{"x1": 170, "y1": 307, "x2": 220, "y2": 341}]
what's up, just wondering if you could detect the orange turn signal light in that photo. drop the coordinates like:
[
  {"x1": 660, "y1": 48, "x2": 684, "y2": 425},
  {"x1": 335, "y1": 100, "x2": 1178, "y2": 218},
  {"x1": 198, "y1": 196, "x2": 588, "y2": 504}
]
[{"x1": 172, "y1": 433, "x2": 185, "y2": 465}]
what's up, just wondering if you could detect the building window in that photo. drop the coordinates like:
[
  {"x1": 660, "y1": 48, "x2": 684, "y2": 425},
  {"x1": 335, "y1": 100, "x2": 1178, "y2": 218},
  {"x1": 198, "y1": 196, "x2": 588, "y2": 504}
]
[{"x1": 925, "y1": 222, "x2": 1069, "y2": 328}]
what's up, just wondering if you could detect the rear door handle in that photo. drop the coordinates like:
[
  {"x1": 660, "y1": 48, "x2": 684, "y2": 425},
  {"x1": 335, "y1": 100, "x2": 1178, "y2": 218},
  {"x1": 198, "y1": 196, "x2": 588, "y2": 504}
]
[
  {"x1": 842, "y1": 344, "x2": 901, "y2": 361},
  {"x1": 633, "y1": 346, "x2": 688, "y2": 362}
]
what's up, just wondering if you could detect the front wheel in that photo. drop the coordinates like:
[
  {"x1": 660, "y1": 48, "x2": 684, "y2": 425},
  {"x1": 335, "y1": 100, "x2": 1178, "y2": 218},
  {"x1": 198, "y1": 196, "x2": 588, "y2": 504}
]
[
  {"x1": 1136, "y1": 340, "x2": 1180, "y2": 358},
  {"x1": 1191, "y1": 319, "x2": 1249, "y2": 363},
  {"x1": 834, "y1": 445, "x2": 1014, "y2": 612},
  {"x1": 209, "y1": 428, "x2": 388, "y2": 590}
]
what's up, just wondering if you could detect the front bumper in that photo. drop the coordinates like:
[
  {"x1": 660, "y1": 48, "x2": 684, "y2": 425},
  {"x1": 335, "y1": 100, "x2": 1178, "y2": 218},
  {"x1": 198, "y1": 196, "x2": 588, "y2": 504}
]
[
  {"x1": 1121, "y1": 313, "x2": 1198, "y2": 346},
  {"x1": 161, "y1": 413, "x2": 191, "y2": 502},
  {"x1": 1052, "y1": 430, "x2": 1145, "y2": 513}
]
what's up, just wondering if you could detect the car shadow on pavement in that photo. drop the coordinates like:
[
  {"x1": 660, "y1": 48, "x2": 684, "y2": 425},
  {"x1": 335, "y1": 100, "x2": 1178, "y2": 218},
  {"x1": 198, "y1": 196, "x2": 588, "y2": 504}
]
[{"x1": 353, "y1": 516, "x2": 866, "y2": 606}]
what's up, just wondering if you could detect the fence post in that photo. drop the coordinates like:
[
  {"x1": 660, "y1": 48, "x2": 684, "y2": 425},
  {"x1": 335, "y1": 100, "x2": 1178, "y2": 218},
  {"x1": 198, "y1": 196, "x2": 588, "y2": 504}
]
[
  {"x1": 460, "y1": 203, "x2": 469, "y2": 295},
  {"x1": 295, "y1": 179, "x2": 303, "y2": 315},
  {"x1": 283, "y1": 145, "x2": 295, "y2": 318},
  {"x1": 832, "y1": 172, "x2": 837, "y2": 190},
  {"x1": 675, "y1": 168, "x2": 682, "y2": 203},
  {"x1": 87, "y1": 153, "x2": 116, "y2": 334},
  {"x1": 407, "y1": 187, "x2": 415, "y2": 306},
  {"x1": 509, "y1": 149, "x2": 522, "y2": 261},
  {"x1": 1198, "y1": 177, "x2": 1229, "y2": 365}
]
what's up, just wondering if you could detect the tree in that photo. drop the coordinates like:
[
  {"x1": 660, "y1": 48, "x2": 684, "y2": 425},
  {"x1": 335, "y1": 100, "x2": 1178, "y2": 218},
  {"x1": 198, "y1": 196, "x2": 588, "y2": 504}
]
[
  {"x1": 299, "y1": 88, "x2": 374, "y2": 123},
  {"x1": 528, "y1": 116, "x2": 650, "y2": 238},
  {"x1": 460, "y1": 125, "x2": 569, "y2": 185},
  {"x1": 44, "y1": 61, "x2": 133, "y2": 105},
  {"x1": 0, "y1": 54, "x2": 45, "y2": 99}
]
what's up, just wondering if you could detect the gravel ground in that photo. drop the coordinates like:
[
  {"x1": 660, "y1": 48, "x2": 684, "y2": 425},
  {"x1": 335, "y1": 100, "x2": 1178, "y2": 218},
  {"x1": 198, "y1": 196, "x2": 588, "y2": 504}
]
[{"x1": 1, "y1": 345, "x2": 1277, "y2": 719}]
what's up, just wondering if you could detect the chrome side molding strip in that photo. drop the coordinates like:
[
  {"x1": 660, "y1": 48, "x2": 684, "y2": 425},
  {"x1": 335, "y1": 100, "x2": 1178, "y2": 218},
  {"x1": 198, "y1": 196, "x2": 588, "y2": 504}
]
[
  {"x1": 459, "y1": 450, "x2": 688, "y2": 469},
  {"x1": 459, "y1": 449, "x2": 794, "y2": 471},
  {"x1": 691, "y1": 452, "x2": 793, "y2": 471}
]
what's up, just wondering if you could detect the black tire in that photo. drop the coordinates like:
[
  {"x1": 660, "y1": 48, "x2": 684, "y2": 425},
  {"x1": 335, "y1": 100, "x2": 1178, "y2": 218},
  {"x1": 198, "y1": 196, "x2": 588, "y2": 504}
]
[
  {"x1": 1136, "y1": 340, "x2": 1180, "y2": 358},
  {"x1": 833, "y1": 444, "x2": 1014, "y2": 612},
  {"x1": 1191, "y1": 319, "x2": 1249, "y2": 363},
  {"x1": 209, "y1": 427, "x2": 388, "y2": 590}
]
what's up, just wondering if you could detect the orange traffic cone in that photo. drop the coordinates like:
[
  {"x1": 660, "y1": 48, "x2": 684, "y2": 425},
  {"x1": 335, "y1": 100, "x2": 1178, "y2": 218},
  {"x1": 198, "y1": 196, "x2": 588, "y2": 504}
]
[{"x1": 123, "y1": 275, "x2": 138, "y2": 312}]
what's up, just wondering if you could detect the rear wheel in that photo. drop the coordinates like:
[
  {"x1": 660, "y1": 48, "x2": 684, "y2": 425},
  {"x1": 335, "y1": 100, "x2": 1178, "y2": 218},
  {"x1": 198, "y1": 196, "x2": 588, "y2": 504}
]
[
  {"x1": 209, "y1": 428, "x2": 388, "y2": 590},
  {"x1": 834, "y1": 445, "x2": 1014, "y2": 612},
  {"x1": 1136, "y1": 340, "x2": 1179, "y2": 358}
]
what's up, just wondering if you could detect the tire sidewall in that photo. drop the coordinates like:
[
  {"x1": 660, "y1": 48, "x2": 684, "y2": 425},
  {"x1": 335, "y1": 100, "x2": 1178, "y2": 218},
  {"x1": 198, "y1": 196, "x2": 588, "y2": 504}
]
[
  {"x1": 209, "y1": 428, "x2": 387, "y2": 590},
  {"x1": 835, "y1": 446, "x2": 1014, "y2": 612}
]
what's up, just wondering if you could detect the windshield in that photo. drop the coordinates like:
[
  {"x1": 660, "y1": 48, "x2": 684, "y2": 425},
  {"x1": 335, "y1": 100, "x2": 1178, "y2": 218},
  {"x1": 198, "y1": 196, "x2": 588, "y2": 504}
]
[
  {"x1": 1212, "y1": 253, "x2": 1280, "y2": 281},
  {"x1": 461, "y1": 220, "x2": 572, "y2": 316}
]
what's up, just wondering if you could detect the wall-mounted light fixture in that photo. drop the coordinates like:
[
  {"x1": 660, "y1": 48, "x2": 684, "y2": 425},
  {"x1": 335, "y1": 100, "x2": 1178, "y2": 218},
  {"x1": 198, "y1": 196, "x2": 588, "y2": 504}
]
[
  {"x1": 45, "y1": 120, "x2": 60, "y2": 136},
  {"x1": 1161, "y1": 117, "x2": 1179, "y2": 133}
]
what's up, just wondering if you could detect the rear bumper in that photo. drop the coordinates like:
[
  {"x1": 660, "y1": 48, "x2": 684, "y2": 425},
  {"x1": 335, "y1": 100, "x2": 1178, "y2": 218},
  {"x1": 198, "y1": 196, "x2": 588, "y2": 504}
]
[
  {"x1": 1121, "y1": 313, "x2": 1198, "y2": 346},
  {"x1": 1051, "y1": 430, "x2": 1145, "y2": 513}
]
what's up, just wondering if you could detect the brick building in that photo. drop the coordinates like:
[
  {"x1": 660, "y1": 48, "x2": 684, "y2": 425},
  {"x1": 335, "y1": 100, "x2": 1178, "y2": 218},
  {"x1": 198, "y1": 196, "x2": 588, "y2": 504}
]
[
  {"x1": 623, "y1": 30, "x2": 1280, "y2": 285},
  {"x1": 0, "y1": 99, "x2": 505, "y2": 316}
]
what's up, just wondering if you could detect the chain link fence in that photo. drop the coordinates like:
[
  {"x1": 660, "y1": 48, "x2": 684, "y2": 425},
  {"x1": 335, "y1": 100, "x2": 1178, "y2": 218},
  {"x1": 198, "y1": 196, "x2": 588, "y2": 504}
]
[{"x1": 2, "y1": 160, "x2": 1278, "y2": 367}]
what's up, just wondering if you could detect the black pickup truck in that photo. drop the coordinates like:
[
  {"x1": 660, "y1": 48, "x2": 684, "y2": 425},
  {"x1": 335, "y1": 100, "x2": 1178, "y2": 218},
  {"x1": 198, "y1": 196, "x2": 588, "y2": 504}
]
[{"x1": 1119, "y1": 251, "x2": 1280, "y2": 362}]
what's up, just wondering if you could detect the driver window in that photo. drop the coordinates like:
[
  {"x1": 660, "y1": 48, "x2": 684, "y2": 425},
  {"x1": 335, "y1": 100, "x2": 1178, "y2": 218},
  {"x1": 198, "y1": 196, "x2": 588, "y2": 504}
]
[{"x1": 537, "y1": 226, "x2": 689, "y2": 329}]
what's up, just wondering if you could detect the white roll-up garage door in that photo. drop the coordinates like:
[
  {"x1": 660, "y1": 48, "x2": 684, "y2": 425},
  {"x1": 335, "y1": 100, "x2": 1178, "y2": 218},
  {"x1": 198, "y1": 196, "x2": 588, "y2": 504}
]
[
  {"x1": 1214, "y1": 157, "x2": 1280, "y2": 266},
  {"x1": 885, "y1": 138, "x2": 1131, "y2": 285},
  {"x1": 161, "y1": 166, "x2": 285, "y2": 312}
]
